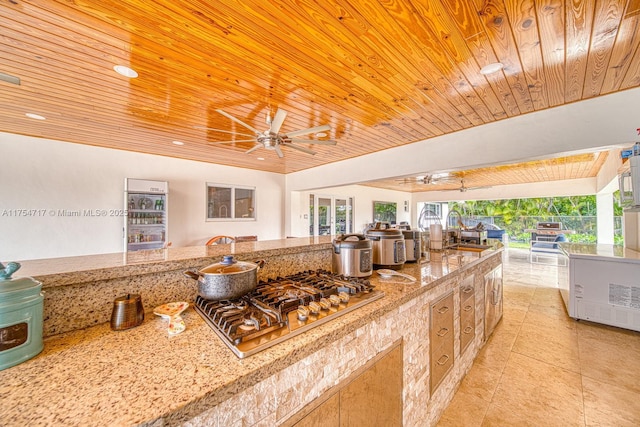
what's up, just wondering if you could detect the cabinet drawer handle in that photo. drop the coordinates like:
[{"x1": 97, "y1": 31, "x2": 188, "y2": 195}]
[
  {"x1": 463, "y1": 305, "x2": 473, "y2": 312},
  {"x1": 437, "y1": 306, "x2": 449, "y2": 314},
  {"x1": 463, "y1": 326, "x2": 473, "y2": 334},
  {"x1": 436, "y1": 327, "x2": 449, "y2": 337},
  {"x1": 436, "y1": 354, "x2": 450, "y2": 365}
]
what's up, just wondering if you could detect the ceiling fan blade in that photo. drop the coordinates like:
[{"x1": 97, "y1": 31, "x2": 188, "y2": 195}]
[
  {"x1": 289, "y1": 138, "x2": 337, "y2": 145},
  {"x1": 246, "y1": 144, "x2": 263, "y2": 154},
  {"x1": 275, "y1": 145, "x2": 284, "y2": 158},
  {"x1": 284, "y1": 124, "x2": 331, "y2": 138},
  {"x1": 207, "y1": 139, "x2": 257, "y2": 144},
  {"x1": 285, "y1": 144, "x2": 316, "y2": 155},
  {"x1": 434, "y1": 187, "x2": 465, "y2": 192},
  {"x1": 270, "y1": 108, "x2": 287, "y2": 134},
  {"x1": 215, "y1": 109, "x2": 261, "y2": 134},
  {"x1": 194, "y1": 126, "x2": 255, "y2": 137}
]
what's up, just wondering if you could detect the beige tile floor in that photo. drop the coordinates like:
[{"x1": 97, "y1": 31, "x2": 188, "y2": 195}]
[{"x1": 437, "y1": 249, "x2": 640, "y2": 427}]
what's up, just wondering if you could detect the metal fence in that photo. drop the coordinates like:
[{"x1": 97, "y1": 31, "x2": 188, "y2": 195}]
[{"x1": 465, "y1": 215, "x2": 624, "y2": 245}]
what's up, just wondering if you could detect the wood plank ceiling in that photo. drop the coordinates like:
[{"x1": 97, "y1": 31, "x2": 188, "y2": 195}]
[
  {"x1": 361, "y1": 152, "x2": 610, "y2": 192},
  {"x1": 2, "y1": 0, "x2": 640, "y2": 186}
]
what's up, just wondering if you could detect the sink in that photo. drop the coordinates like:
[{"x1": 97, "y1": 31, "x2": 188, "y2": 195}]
[{"x1": 446, "y1": 243, "x2": 492, "y2": 253}]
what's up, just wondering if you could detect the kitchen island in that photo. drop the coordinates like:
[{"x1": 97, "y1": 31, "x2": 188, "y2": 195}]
[{"x1": 0, "y1": 238, "x2": 503, "y2": 426}]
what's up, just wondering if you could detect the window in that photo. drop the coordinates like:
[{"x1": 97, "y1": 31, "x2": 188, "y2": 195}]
[
  {"x1": 417, "y1": 202, "x2": 443, "y2": 229},
  {"x1": 421, "y1": 203, "x2": 441, "y2": 218},
  {"x1": 373, "y1": 201, "x2": 397, "y2": 224},
  {"x1": 206, "y1": 183, "x2": 255, "y2": 221}
]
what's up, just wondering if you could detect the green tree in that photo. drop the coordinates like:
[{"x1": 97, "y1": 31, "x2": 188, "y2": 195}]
[{"x1": 449, "y1": 195, "x2": 622, "y2": 245}]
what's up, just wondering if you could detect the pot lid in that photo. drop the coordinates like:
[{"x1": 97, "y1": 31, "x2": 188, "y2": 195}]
[
  {"x1": 0, "y1": 276, "x2": 42, "y2": 294},
  {"x1": 402, "y1": 229, "x2": 421, "y2": 238},
  {"x1": 200, "y1": 255, "x2": 259, "y2": 274},
  {"x1": 365, "y1": 228, "x2": 403, "y2": 238},
  {"x1": 0, "y1": 262, "x2": 42, "y2": 298},
  {"x1": 113, "y1": 294, "x2": 142, "y2": 305},
  {"x1": 0, "y1": 277, "x2": 43, "y2": 308},
  {"x1": 333, "y1": 234, "x2": 371, "y2": 249}
]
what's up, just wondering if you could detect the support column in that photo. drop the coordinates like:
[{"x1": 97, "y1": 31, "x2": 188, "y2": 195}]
[{"x1": 596, "y1": 192, "x2": 614, "y2": 244}]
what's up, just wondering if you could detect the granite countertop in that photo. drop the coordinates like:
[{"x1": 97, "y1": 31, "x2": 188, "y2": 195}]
[
  {"x1": 16, "y1": 236, "x2": 334, "y2": 287},
  {"x1": 0, "y1": 248, "x2": 501, "y2": 426},
  {"x1": 561, "y1": 243, "x2": 640, "y2": 262}
]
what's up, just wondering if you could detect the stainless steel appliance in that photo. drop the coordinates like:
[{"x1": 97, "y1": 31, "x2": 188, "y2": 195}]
[
  {"x1": 194, "y1": 270, "x2": 384, "y2": 358},
  {"x1": 527, "y1": 222, "x2": 572, "y2": 246},
  {"x1": 332, "y1": 234, "x2": 373, "y2": 277},
  {"x1": 526, "y1": 222, "x2": 573, "y2": 264},
  {"x1": 460, "y1": 229, "x2": 488, "y2": 245},
  {"x1": 364, "y1": 223, "x2": 406, "y2": 270},
  {"x1": 484, "y1": 265, "x2": 503, "y2": 338},
  {"x1": 401, "y1": 229, "x2": 421, "y2": 262},
  {"x1": 529, "y1": 221, "x2": 565, "y2": 235}
]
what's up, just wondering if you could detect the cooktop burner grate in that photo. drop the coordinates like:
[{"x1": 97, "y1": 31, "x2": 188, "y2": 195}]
[{"x1": 194, "y1": 269, "x2": 383, "y2": 358}]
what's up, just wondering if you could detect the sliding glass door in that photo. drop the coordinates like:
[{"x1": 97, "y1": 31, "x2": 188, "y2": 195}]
[{"x1": 309, "y1": 195, "x2": 353, "y2": 236}]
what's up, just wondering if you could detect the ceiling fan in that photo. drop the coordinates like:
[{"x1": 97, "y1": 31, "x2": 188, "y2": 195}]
[
  {"x1": 397, "y1": 173, "x2": 457, "y2": 185},
  {"x1": 456, "y1": 179, "x2": 492, "y2": 192},
  {"x1": 196, "y1": 108, "x2": 336, "y2": 158}
]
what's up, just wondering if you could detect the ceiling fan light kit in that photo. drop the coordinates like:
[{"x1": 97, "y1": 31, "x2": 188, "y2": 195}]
[
  {"x1": 398, "y1": 173, "x2": 457, "y2": 185},
  {"x1": 199, "y1": 108, "x2": 336, "y2": 158},
  {"x1": 457, "y1": 179, "x2": 492, "y2": 192}
]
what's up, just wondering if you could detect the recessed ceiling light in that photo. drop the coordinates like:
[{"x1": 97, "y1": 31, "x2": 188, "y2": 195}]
[
  {"x1": 315, "y1": 132, "x2": 328, "y2": 138},
  {"x1": 479, "y1": 62, "x2": 504, "y2": 75},
  {"x1": 257, "y1": 157, "x2": 265, "y2": 161},
  {"x1": 171, "y1": 140, "x2": 184, "y2": 146},
  {"x1": 113, "y1": 65, "x2": 138, "y2": 78},
  {"x1": 25, "y1": 113, "x2": 46, "y2": 120}
]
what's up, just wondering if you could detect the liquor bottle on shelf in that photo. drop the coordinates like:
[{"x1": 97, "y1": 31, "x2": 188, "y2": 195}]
[{"x1": 124, "y1": 179, "x2": 169, "y2": 252}]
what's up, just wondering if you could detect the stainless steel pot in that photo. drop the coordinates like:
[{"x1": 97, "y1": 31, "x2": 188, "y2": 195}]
[
  {"x1": 332, "y1": 234, "x2": 373, "y2": 277},
  {"x1": 364, "y1": 223, "x2": 406, "y2": 270},
  {"x1": 184, "y1": 256, "x2": 265, "y2": 300}
]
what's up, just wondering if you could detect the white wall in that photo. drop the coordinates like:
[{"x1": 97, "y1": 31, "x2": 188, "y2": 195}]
[
  {"x1": 0, "y1": 133, "x2": 285, "y2": 261},
  {"x1": 288, "y1": 186, "x2": 413, "y2": 237}
]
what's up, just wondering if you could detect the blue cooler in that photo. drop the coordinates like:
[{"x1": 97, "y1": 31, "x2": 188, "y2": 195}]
[{"x1": 0, "y1": 264, "x2": 44, "y2": 371}]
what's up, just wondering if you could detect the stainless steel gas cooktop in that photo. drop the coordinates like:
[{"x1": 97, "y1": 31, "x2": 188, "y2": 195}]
[{"x1": 194, "y1": 270, "x2": 384, "y2": 358}]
